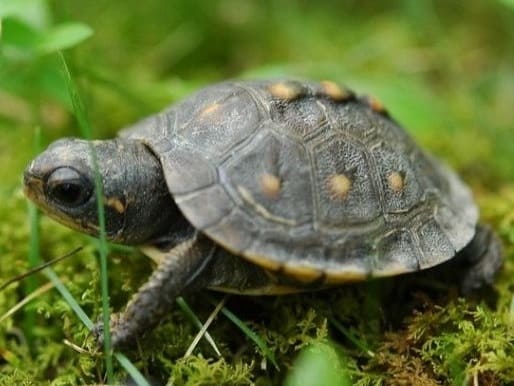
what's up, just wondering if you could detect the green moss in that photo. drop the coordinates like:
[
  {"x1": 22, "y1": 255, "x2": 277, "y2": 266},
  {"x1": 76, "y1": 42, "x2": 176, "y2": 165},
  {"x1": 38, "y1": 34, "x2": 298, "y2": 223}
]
[
  {"x1": 169, "y1": 356, "x2": 254, "y2": 386},
  {"x1": 359, "y1": 299, "x2": 514, "y2": 385}
]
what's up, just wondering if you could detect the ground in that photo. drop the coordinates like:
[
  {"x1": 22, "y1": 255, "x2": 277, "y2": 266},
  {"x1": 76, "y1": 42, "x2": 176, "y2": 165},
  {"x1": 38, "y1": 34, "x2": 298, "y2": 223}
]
[{"x1": 1, "y1": 1, "x2": 514, "y2": 385}]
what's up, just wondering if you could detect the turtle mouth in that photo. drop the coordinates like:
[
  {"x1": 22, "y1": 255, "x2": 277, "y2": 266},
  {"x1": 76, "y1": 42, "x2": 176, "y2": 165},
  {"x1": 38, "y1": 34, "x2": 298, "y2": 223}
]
[{"x1": 23, "y1": 169, "x2": 96, "y2": 234}]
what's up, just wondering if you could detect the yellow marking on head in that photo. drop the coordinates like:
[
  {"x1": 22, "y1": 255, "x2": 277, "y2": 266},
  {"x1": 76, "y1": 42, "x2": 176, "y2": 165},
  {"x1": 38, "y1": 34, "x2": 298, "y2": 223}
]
[
  {"x1": 105, "y1": 197, "x2": 126, "y2": 213},
  {"x1": 327, "y1": 173, "x2": 352, "y2": 200},
  {"x1": 387, "y1": 171, "x2": 405, "y2": 192},
  {"x1": 268, "y1": 81, "x2": 303, "y2": 100},
  {"x1": 320, "y1": 81, "x2": 352, "y2": 101},
  {"x1": 199, "y1": 102, "x2": 221, "y2": 117},
  {"x1": 260, "y1": 172, "x2": 281, "y2": 199}
]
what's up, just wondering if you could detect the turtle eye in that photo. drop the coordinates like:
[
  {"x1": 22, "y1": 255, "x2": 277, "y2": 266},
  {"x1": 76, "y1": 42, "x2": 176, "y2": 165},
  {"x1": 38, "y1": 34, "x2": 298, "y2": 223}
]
[{"x1": 46, "y1": 167, "x2": 93, "y2": 207}]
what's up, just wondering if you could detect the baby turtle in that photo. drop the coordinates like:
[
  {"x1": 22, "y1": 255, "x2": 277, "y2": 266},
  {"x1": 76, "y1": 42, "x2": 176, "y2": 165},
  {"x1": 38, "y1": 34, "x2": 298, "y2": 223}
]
[{"x1": 24, "y1": 79, "x2": 503, "y2": 346}]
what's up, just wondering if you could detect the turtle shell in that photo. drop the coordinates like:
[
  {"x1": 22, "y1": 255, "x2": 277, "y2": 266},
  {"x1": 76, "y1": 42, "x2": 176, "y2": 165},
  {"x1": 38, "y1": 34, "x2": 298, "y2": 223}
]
[{"x1": 122, "y1": 80, "x2": 478, "y2": 283}]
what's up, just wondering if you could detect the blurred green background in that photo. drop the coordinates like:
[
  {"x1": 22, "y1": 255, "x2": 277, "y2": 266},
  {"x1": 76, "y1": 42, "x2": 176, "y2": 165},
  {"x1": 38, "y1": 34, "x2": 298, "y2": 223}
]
[{"x1": 1, "y1": 0, "x2": 514, "y2": 385}]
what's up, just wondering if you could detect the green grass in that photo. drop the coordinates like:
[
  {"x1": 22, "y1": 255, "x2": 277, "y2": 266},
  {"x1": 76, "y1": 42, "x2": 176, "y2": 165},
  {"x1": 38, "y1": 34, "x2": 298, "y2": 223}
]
[
  {"x1": 1, "y1": 0, "x2": 514, "y2": 384},
  {"x1": 59, "y1": 52, "x2": 115, "y2": 383}
]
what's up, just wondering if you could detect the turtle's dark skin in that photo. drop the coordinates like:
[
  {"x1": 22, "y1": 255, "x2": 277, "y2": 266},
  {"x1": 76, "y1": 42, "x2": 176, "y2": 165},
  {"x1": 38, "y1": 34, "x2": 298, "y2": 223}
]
[{"x1": 23, "y1": 79, "x2": 503, "y2": 347}]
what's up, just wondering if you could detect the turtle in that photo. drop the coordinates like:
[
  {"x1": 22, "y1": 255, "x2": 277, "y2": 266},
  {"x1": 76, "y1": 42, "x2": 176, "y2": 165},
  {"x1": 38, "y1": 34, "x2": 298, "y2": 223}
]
[{"x1": 23, "y1": 79, "x2": 503, "y2": 347}]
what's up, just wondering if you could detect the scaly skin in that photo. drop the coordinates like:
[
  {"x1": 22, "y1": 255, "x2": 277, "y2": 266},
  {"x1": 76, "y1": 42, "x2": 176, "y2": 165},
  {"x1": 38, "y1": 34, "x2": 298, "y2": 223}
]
[{"x1": 94, "y1": 232, "x2": 216, "y2": 347}]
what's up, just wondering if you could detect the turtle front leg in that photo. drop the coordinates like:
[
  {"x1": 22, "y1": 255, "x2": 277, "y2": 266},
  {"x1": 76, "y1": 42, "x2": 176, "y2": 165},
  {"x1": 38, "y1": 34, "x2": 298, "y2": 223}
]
[
  {"x1": 454, "y1": 224, "x2": 503, "y2": 293},
  {"x1": 93, "y1": 232, "x2": 216, "y2": 347}
]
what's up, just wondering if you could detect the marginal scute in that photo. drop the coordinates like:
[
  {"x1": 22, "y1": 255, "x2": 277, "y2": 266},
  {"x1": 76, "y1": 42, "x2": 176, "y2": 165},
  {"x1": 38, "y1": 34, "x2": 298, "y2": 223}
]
[
  {"x1": 373, "y1": 229, "x2": 419, "y2": 276},
  {"x1": 206, "y1": 208, "x2": 257, "y2": 254},
  {"x1": 323, "y1": 268, "x2": 368, "y2": 284},
  {"x1": 244, "y1": 253, "x2": 283, "y2": 271},
  {"x1": 435, "y1": 205, "x2": 470, "y2": 250},
  {"x1": 417, "y1": 219, "x2": 456, "y2": 269},
  {"x1": 282, "y1": 263, "x2": 324, "y2": 283},
  {"x1": 322, "y1": 240, "x2": 373, "y2": 283}
]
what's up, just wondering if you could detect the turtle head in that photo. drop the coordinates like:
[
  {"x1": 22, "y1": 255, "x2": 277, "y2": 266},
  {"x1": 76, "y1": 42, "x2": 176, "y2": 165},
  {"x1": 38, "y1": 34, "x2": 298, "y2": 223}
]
[{"x1": 24, "y1": 138, "x2": 177, "y2": 244}]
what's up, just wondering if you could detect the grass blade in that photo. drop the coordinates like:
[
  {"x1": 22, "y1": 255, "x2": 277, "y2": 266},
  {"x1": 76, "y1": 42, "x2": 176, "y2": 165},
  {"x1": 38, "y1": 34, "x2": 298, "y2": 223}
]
[
  {"x1": 58, "y1": 52, "x2": 114, "y2": 382},
  {"x1": 114, "y1": 353, "x2": 151, "y2": 386},
  {"x1": 0, "y1": 247, "x2": 83, "y2": 292},
  {"x1": 42, "y1": 269, "x2": 150, "y2": 385},
  {"x1": 43, "y1": 269, "x2": 95, "y2": 330},
  {"x1": 57, "y1": 52, "x2": 151, "y2": 385},
  {"x1": 329, "y1": 317, "x2": 375, "y2": 358},
  {"x1": 210, "y1": 298, "x2": 278, "y2": 370},
  {"x1": 24, "y1": 126, "x2": 43, "y2": 345},
  {"x1": 184, "y1": 296, "x2": 226, "y2": 358},
  {"x1": 0, "y1": 282, "x2": 54, "y2": 324},
  {"x1": 176, "y1": 297, "x2": 222, "y2": 357}
]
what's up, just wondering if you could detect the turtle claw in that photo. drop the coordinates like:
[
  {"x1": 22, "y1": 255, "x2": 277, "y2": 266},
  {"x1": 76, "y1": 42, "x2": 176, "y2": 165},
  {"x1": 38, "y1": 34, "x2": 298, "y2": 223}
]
[{"x1": 93, "y1": 313, "x2": 130, "y2": 348}]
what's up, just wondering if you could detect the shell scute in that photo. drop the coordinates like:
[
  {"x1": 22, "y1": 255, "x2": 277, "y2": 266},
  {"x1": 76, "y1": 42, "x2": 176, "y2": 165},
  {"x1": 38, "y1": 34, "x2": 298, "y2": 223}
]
[{"x1": 313, "y1": 137, "x2": 381, "y2": 226}]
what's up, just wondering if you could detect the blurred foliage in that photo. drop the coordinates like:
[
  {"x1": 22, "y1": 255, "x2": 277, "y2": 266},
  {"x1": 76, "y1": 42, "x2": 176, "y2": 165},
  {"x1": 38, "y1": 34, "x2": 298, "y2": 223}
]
[
  {"x1": 1, "y1": 0, "x2": 514, "y2": 385},
  {"x1": 284, "y1": 342, "x2": 352, "y2": 386}
]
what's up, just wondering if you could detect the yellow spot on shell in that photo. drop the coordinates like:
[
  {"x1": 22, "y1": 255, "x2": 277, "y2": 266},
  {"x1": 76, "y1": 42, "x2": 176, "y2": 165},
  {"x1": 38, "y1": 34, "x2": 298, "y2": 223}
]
[
  {"x1": 320, "y1": 80, "x2": 352, "y2": 101},
  {"x1": 387, "y1": 171, "x2": 405, "y2": 192},
  {"x1": 105, "y1": 197, "x2": 125, "y2": 213},
  {"x1": 268, "y1": 81, "x2": 303, "y2": 100},
  {"x1": 260, "y1": 172, "x2": 281, "y2": 199},
  {"x1": 366, "y1": 95, "x2": 386, "y2": 113},
  {"x1": 327, "y1": 174, "x2": 352, "y2": 200},
  {"x1": 199, "y1": 103, "x2": 220, "y2": 117}
]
